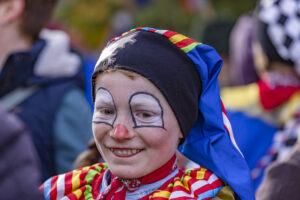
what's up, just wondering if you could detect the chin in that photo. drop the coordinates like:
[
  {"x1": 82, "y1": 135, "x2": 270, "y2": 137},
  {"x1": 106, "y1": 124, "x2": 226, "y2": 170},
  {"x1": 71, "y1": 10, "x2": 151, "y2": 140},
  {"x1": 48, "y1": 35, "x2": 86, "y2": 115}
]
[
  {"x1": 110, "y1": 165, "x2": 147, "y2": 179},
  {"x1": 113, "y1": 170, "x2": 142, "y2": 179}
]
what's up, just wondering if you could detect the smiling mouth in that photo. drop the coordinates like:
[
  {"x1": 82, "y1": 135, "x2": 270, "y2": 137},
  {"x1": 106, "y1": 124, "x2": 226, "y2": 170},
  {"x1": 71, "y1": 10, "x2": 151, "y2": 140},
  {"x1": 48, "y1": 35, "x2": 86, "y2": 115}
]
[{"x1": 109, "y1": 148, "x2": 143, "y2": 157}]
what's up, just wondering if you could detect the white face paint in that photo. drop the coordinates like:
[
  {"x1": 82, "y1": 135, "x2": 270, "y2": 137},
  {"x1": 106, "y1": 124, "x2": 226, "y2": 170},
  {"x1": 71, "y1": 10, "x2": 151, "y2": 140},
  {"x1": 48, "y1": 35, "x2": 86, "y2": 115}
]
[
  {"x1": 93, "y1": 87, "x2": 117, "y2": 126},
  {"x1": 92, "y1": 71, "x2": 183, "y2": 179},
  {"x1": 129, "y1": 92, "x2": 164, "y2": 128}
]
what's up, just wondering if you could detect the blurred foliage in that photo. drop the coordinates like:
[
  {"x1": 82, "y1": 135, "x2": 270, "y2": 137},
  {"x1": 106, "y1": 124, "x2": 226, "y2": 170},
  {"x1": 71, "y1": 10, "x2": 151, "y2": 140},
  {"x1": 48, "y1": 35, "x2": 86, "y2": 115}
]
[
  {"x1": 54, "y1": 0, "x2": 124, "y2": 50},
  {"x1": 210, "y1": 0, "x2": 257, "y2": 18},
  {"x1": 134, "y1": 0, "x2": 194, "y2": 36},
  {"x1": 134, "y1": 0, "x2": 216, "y2": 42},
  {"x1": 53, "y1": 0, "x2": 257, "y2": 51}
]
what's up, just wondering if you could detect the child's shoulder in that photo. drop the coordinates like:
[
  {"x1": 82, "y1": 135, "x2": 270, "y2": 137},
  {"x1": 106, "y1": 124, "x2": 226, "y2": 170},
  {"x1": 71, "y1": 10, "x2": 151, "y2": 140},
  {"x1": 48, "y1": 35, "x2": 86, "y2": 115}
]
[
  {"x1": 40, "y1": 163, "x2": 108, "y2": 200},
  {"x1": 182, "y1": 167, "x2": 235, "y2": 200},
  {"x1": 176, "y1": 167, "x2": 224, "y2": 197},
  {"x1": 151, "y1": 166, "x2": 232, "y2": 199}
]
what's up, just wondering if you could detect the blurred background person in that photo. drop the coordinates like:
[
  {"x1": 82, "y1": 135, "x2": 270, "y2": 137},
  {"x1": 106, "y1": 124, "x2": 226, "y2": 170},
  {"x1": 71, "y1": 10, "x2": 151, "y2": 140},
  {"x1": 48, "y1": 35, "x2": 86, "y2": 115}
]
[
  {"x1": 0, "y1": 104, "x2": 43, "y2": 200},
  {"x1": 256, "y1": 115, "x2": 300, "y2": 200},
  {"x1": 0, "y1": 0, "x2": 93, "y2": 181},
  {"x1": 222, "y1": 0, "x2": 300, "y2": 192},
  {"x1": 201, "y1": 17, "x2": 235, "y2": 87},
  {"x1": 229, "y1": 13, "x2": 259, "y2": 86}
]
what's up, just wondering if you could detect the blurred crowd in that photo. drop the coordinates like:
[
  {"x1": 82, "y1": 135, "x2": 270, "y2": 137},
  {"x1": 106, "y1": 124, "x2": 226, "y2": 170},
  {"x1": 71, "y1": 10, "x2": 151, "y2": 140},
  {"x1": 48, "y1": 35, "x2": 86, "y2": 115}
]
[{"x1": 1, "y1": 0, "x2": 300, "y2": 199}]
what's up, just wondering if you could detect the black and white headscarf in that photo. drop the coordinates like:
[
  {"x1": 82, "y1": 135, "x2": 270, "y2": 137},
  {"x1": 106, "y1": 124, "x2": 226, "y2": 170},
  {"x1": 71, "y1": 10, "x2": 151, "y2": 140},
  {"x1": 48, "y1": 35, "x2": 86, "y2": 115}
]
[{"x1": 257, "y1": 0, "x2": 300, "y2": 73}]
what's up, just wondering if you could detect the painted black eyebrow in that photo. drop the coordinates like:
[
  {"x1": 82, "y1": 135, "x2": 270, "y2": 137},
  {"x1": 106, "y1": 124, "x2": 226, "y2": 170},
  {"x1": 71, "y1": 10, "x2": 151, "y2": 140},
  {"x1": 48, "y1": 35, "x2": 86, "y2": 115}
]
[
  {"x1": 92, "y1": 120, "x2": 113, "y2": 128},
  {"x1": 128, "y1": 91, "x2": 164, "y2": 129},
  {"x1": 94, "y1": 87, "x2": 118, "y2": 126}
]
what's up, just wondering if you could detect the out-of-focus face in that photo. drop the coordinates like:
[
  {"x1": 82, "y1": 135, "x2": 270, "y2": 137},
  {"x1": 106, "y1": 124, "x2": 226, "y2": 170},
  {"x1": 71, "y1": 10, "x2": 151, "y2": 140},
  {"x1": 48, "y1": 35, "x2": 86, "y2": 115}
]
[
  {"x1": 92, "y1": 70, "x2": 182, "y2": 179},
  {"x1": 252, "y1": 41, "x2": 297, "y2": 77},
  {"x1": 252, "y1": 41, "x2": 268, "y2": 77}
]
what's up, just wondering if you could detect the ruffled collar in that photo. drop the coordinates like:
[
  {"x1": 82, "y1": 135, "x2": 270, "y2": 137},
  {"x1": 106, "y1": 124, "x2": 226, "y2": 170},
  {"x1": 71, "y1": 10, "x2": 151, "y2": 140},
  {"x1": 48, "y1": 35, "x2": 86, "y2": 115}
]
[
  {"x1": 40, "y1": 161, "x2": 225, "y2": 200},
  {"x1": 97, "y1": 155, "x2": 178, "y2": 200},
  {"x1": 99, "y1": 167, "x2": 179, "y2": 200}
]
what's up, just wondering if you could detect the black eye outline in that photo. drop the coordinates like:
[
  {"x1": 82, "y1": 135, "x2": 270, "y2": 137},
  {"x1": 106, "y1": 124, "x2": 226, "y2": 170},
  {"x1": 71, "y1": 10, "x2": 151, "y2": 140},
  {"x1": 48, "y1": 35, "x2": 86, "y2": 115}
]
[
  {"x1": 129, "y1": 92, "x2": 165, "y2": 129},
  {"x1": 92, "y1": 87, "x2": 117, "y2": 128}
]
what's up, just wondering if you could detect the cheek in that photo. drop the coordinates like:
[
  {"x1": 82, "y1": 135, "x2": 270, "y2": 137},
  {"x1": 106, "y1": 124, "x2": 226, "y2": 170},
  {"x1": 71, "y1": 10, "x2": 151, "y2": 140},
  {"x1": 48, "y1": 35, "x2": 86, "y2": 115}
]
[
  {"x1": 163, "y1": 113, "x2": 182, "y2": 142},
  {"x1": 144, "y1": 130, "x2": 167, "y2": 146},
  {"x1": 140, "y1": 128, "x2": 178, "y2": 150},
  {"x1": 92, "y1": 123, "x2": 110, "y2": 143}
]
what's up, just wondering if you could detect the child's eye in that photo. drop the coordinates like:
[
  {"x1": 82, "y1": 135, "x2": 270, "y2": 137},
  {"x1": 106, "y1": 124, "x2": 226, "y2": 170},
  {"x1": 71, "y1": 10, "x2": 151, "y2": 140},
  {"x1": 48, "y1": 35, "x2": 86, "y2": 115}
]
[
  {"x1": 134, "y1": 111, "x2": 161, "y2": 125},
  {"x1": 136, "y1": 111, "x2": 154, "y2": 119},
  {"x1": 129, "y1": 93, "x2": 163, "y2": 127},
  {"x1": 132, "y1": 109, "x2": 162, "y2": 127},
  {"x1": 100, "y1": 108, "x2": 115, "y2": 115},
  {"x1": 93, "y1": 107, "x2": 116, "y2": 123}
]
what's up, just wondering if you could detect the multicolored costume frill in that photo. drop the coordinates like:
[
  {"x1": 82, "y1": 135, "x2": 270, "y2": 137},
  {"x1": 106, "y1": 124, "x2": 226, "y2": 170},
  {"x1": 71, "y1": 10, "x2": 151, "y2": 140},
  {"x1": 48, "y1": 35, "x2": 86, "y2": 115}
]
[{"x1": 40, "y1": 163, "x2": 234, "y2": 200}]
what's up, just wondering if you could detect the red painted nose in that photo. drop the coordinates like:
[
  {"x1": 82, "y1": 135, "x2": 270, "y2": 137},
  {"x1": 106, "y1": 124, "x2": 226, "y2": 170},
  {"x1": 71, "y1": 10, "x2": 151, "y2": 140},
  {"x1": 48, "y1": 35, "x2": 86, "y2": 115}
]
[{"x1": 111, "y1": 124, "x2": 132, "y2": 140}]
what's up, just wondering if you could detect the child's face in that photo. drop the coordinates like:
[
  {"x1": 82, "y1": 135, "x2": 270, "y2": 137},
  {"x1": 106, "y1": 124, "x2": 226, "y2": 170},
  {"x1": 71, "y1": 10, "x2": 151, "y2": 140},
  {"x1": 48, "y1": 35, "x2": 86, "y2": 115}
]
[{"x1": 93, "y1": 70, "x2": 182, "y2": 179}]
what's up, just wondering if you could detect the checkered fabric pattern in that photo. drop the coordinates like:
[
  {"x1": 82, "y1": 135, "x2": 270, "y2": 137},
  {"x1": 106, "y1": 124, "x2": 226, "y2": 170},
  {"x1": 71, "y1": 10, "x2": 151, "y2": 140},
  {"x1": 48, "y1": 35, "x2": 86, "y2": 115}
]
[{"x1": 259, "y1": 0, "x2": 300, "y2": 73}]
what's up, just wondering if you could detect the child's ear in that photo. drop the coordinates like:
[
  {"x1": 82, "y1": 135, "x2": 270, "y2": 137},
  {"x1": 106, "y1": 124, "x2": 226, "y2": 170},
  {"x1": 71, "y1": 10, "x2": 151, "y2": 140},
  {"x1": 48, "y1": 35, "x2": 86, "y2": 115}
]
[{"x1": 0, "y1": 0, "x2": 25, "y2": 25}]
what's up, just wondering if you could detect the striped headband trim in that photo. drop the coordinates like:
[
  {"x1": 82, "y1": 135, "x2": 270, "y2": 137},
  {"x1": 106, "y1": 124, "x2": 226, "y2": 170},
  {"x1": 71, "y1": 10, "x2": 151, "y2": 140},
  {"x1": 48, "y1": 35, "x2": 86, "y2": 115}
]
[{"x1": 106, "y1": 27, "x2": 201, "y2": 53}]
